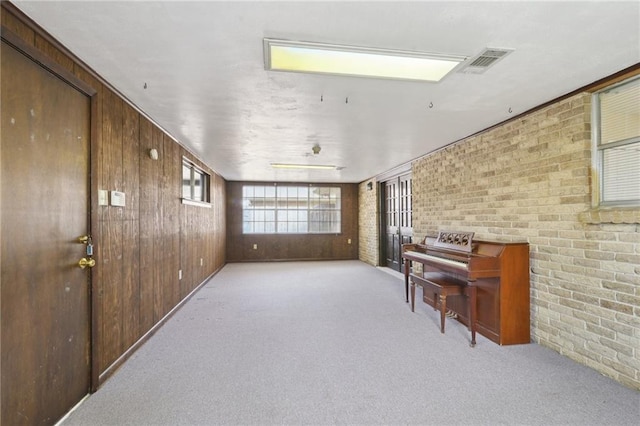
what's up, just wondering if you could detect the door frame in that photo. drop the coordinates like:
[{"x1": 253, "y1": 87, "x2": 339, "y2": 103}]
[
  {"x1": 1, "y1": 26, "x2": 100, "y2": 392},
  {"x1": 381, "y1": 178, "x2": 400, "y2": 270},
  {"x1": 379, "y1": 170, "x2": 413, "y2": 272}
]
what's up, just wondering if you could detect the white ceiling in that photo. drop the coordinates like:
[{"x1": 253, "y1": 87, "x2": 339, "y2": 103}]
[{"x1": 12, "y1": 1, "x2": 640, "y2": 183}]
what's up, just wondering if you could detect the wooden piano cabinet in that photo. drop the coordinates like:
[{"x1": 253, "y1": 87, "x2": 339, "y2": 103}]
[
  {"x1": 469, "y1": 243, "x2": 530, "y2": 345},
  {"x1": 495, "y1": 243, "x2": 531, "y2": 345},
  {"x1": 474, "y1": 278, "x2": 501, "y2": 344},
  {"x1": 404, "y1": 238, "x2": 530, "y2": 346}
]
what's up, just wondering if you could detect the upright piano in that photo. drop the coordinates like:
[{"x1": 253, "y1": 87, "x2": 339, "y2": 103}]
[{"x1": 402, "y1": 231, "x2": 530, "y2": 345}]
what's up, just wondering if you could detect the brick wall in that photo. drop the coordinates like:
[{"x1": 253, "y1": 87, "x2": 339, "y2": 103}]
[
  {"x1": 359, "y1": 179, "x2": 379, "y2": 266},
  {"x1": 404, "y1": 92, "x2": 639, "y2": 390}
]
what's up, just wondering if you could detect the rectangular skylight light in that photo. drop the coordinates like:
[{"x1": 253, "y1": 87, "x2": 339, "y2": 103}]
[
  {"x1": 271, "y1": 163, "x2": 338, "y2": 170},
  {"x1": 264, "y1": 38, "x2": 466, "y2": 82}
]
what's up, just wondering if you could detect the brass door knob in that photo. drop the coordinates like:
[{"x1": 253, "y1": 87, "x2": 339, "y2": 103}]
[{"x1": 78, "y1": 258, "x2": 96, "y2": 269}]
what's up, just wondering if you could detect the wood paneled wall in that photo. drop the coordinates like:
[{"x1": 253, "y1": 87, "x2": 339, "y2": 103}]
[
  {"x1": 226, "y1": 182, "x2": 358, "y2": 261},
  {"x1": 2, "y1": 5, "x2": 226, "y2": 387}
]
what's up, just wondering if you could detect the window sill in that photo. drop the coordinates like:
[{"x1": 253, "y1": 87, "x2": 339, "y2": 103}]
[
  {"x1": 578, "y1": 207, "x2": 640, "y2": 224},
  {"x1": 242, "y1": 233, "x2": 342, "y2": 236},
  {"x1": 181, "y1": 198, "x2": 212, "y2": 208}
]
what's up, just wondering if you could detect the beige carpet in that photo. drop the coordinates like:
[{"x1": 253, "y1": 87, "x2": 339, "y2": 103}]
[{"x1": 62, "y1": 260, "x2": 639, "y2": 425}]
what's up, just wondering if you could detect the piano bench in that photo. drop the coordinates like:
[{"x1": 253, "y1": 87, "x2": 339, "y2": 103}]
[{"x1": 409, "y1": 272, "x2": 466, "y2": 335}]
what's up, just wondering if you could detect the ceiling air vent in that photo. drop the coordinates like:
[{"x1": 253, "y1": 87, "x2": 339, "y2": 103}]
[{"x1": 458, "y1": 47, "x2": 514, "y2": 74}]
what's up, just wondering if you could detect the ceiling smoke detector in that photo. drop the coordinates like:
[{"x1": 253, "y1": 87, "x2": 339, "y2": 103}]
[{"x1": 458, "y1": 47, "x2": 514, "y2": 74}]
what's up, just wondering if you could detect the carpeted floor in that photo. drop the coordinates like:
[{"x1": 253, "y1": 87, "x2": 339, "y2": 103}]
[{"x1": 62, "y1": 260, "x2": 639, "y2": 425}]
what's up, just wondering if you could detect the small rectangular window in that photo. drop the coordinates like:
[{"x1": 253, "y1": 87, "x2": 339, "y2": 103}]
[
  {"x1": 182, "y1": 164, "x2": 192, "y2": 199},
  {"x1": 242, "y1": 184, "x2": 341, "y2": 234},
  {"x1": 593, "y1": 76, "x2": 640, "y2": 206},
  {"x1": 182, "y1": 158, "x2": 210, "y2": 204}
]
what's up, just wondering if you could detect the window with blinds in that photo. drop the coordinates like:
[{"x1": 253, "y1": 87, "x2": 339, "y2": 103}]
[{"x1": 594, "y1": 76, "x2": 640, "y2": 206}]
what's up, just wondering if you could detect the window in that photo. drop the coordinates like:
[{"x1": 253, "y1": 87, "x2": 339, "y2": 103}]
[
  {"x1": 593, "y1": 76, "x2": 640, "y2": 206},
  {"x1": 182, "y1": 159, "x2": 210, "y2": 204},
  {"x1": 242, "y1": 185, "x2": 341, "y2": 234}
]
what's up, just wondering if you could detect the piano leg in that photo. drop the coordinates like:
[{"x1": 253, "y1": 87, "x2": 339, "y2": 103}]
[
  {"x1": 439, "y1": 294, "x2": 447, "y2": 333},
  {"x1": 410, "y1": 280, "x2": 416, "y2": 313},
  {"x1": 404, "y1": 259, "x2": 410, "y2": 303},
  {"x1": 467, "y1": 284, "x2": 477, "y2": 347}
]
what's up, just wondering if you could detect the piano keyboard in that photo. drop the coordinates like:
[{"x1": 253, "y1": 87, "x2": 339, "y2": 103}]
[{"x1": 405, "y1": 251, "x2": 469, "y2": 270}]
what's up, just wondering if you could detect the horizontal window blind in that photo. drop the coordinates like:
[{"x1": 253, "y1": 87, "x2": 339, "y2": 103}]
[
  {"x1": 596, "y1": 76, "x2": 640, "y2": 206},
  {"x1": 602, "y1": 144, "x2": 640, "y2": 202},
  {"x1": 600, "y1": 78, "x2": 640, "y2": 144}
]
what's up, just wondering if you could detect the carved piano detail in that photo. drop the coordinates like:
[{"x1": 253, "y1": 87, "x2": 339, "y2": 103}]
[{"x1": 402, "y1": 231, "x2": 530, "y2": 346}]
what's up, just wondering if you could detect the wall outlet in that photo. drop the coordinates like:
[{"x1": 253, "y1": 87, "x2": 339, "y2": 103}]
[
  {"x1": 253, "y1": 244, "x2": 258, "y2": 250},
  {"x1": 178, "y1": 269, "x2": 182, "y2": 280},
  {"x1": 348, "y1": 238, "x2": 352, "y2": 244},
  {"x1": 200, "y1": 258, "x2": 203, "y2": 266}
]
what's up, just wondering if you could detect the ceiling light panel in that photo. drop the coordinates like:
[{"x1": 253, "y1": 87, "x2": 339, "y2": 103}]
[
  {"x1": 264, "y1": 38, "x2": 466, "y2": 82},
  {"x1": 271, "y1": 163, "x2": 339, "y2": 170}
]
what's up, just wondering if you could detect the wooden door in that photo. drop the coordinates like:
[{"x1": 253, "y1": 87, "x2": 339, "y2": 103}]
[
  {"x1": 382, "y1": 174, "x2": 412, "y2": 272},
  {"x1": 398, "y1": 174, "x2": 413, "y2": 269},
  {"x1": 1, "y1": 39, "x2": 92, "y2": 425},
  {"x1": 384, "y1": 180, "x2": 400, "y2": 270}
]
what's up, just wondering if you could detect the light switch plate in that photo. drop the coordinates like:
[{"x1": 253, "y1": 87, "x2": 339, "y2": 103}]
[{"x1": 98, "y1": 190, "x2": 108, "y2": 206}]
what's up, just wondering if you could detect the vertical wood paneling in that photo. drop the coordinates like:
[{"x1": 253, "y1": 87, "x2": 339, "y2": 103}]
[
  {"x1": 194, "y1": 215, "x2": 204, "y2": 285},
  {"x1": 122, "y1": 104, "x2": 140, "y2": 221},
  {"x1": 122, "y1": 219, "x2": 140, "y2": 346},
  {"x1": 100, "y1": 220, "x2": 123, "y2": 371},
  {"x1": 178, "y1": 149, "x2": 225, "y2": 298},
  {"x1": 100, "y1": 89, "x2": 124, "y2": 371},
  {"x1": 152, "y1": 127, "x2": 164, "y2": 323},
  {"x1": 216, "y1": 174, "x2": 227, "y2": 266},
  {"x1": 122, "y1": 104, "x2": 140, "y2": 347},
  {"x1": 3, "y1": 4, "x2": 228, "y2": 391},
  {"x1": 182, "y1": 151, "x2": 198, "y2": 293},
  {"x1": 226, "y1": 182, "x2": 358, "y2": 261},
  {"x1": 162, "y1": 134, "x2": 180, "y2": 314},
  {"x1": 102, "y1": 90, "x2": 124, "y2": 221},
  {"x1": 179, "y1": 199, "x2": 191, "y2": 299},
  {"x1": 138, "y1": 117, "x2": 155, "y2": 334}
]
